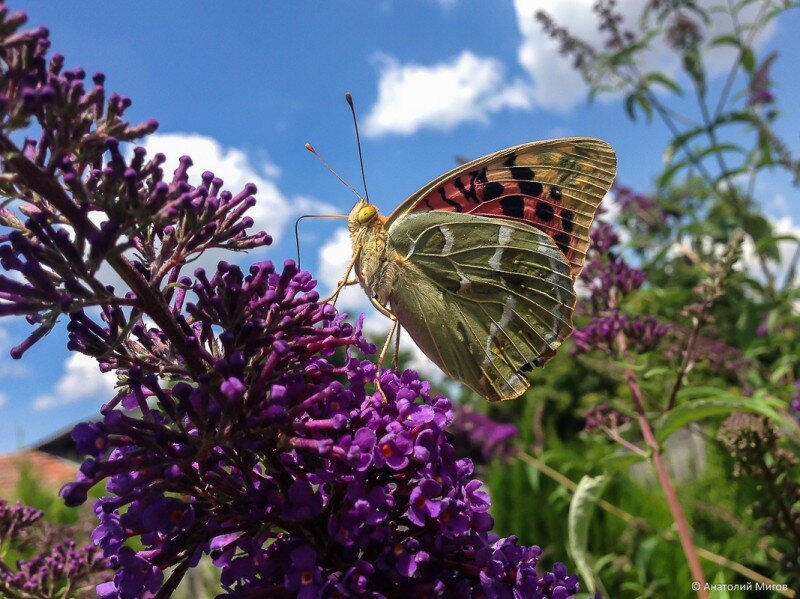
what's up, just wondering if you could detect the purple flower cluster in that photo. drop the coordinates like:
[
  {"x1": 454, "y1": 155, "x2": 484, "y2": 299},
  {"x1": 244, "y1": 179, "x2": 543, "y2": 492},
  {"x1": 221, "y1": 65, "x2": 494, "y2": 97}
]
[
  {"x1": 0, "y1": 8, "x2": 269, "y2": 364},
  {"x1": 574, "y1": 216, "x2": 670, "y2": 355},
  {"x1": 747, "y1": 52, "x2": 777, "y2": 107},
  {"x1": 573, "y1": 311, "x2": 671, "y2": 355},
  {"x1": 0, "y1": 499, "x2": 109, "y2": 597},
  {"x1": 663, "y1": 331, "x2": 750, "y2": 377},
  {"x1": 580, "y1": 222, "x2": 646, "y2": 314},
  {"x1": 1, "y1": 538, "x2": 108, "y2": 597},
  {"x1": 583, "y1": 404, "x2": 632, "y2": 434},
  {"x1": 62, "y1": 263, "x2": 575, "y2": 597},
  {"x1": 791, "y1": 382, "x2": 800, "y2": 423},
  {"x1": 0, "y1": 499, "x2": 43, "y2": 542},
  {"x1": 450, "y1": 405, "x2": 520, "y2": 462}
]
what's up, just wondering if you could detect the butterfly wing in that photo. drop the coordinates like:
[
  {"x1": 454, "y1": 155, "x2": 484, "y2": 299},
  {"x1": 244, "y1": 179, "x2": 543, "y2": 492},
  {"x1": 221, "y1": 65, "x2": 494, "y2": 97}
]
[
  {"x1": 386, "y1": 137, "x2": 616, "y2": 278},
  {"x1": 386, "y1": 211, "x2": 575, "y2": 402}
]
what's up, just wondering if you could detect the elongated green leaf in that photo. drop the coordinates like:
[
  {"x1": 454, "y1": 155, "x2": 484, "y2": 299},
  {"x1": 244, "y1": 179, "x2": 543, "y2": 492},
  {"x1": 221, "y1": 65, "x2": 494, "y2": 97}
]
[
  {"x1": 709, "y1": 571, "x2": 731, "y2": 599},
  {"x1": 755, "y1": 233, "x2": 799, "y2": 255},
  {"x1": 695, "y1": 142, "x2": 746, "y2": 159},
  {"x1": 709, "y1": 33, "x2": 740, "y2": 48},
  {"x1": 683, "y1": 49, "x2": 706, "y2": 97},
  {"x1": 524, "y1": 463, "x2": 541, "y2": 492},
  {"x1": 741, "y1": 47, "x2": 756, "y2": 73},
  {"x1": 602, "y1": 451, "x2": 647, "y2": 470},
  {"x1": 655, "y1": 395, "x2": 784, "y2": 443},
  {"x1": 657, "y1": 160, "x2": 688, "y2": 188},
  {"x1": 644, "y1": 72, "x2": 683, "y2": 95},
  {"x1": 568, "y1": 475, "x2": 608, "y2": 594}
]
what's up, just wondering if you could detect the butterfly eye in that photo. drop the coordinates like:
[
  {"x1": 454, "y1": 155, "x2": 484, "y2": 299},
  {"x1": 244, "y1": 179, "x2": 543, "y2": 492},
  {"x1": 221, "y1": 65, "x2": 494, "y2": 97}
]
[{"x1": 357, "y1": 205, "x2": 378, "y2": 224}]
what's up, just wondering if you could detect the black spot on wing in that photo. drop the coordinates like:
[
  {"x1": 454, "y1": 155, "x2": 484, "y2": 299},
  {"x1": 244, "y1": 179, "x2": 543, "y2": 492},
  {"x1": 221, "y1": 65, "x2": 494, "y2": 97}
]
[
  {"x1": 482, "y1": 182, "x2": 504, "y2": 202},
  {"x1": 454, "y1": 169, "x2": 489, "y2": 204},
  {"x1": 550, "y1": 186, "x2": 562, "y2": 201},
  {"x1": 535, "y1": 201, "x2": 555, "y2": 222},
  {"x1": 500, "y1": 195, "x2": 525, "y2": 218},
  {"x1": 453, "y1": 178, "x2": 477, "y2": 203},
  {"x1": 510, "y1": 166, "x2": 534, "y2": 181},
  {"x1": 503, "y1": 152, "x2": 517, "y2": 167},
  {"x1": 519, "y1": 180, "x2": 544, "y2": 198},
  {"x1": 473, "y1": 169, "x2": 488, "y2": 184},
  {"x1": 554, "y1": 231, "x2": 570, "y2": 255},
  {"x1": 561, "y1": 209, "x2": 574, "y2": 232},
  {"x1": 438, "y1": 186, "x2": 463, "y2": 212}
]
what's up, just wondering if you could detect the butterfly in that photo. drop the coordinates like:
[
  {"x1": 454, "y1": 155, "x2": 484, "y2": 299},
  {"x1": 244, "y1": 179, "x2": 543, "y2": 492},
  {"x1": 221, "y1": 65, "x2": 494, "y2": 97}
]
[{"x1": 338, "y1": 138, "x2": 616, "y2": 402}]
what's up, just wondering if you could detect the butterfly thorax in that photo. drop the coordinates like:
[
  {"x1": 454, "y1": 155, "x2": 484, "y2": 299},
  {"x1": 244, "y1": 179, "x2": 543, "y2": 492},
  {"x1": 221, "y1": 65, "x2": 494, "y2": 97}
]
[{"x1": 348, "y1": 200, "x2": 403, "y2": 306}]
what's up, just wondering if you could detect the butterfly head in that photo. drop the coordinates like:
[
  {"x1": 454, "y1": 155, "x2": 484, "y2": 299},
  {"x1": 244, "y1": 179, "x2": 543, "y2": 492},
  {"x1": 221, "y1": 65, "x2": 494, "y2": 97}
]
[{"x1": 348, "y1": 199, "x2": 379, "y2": 233}]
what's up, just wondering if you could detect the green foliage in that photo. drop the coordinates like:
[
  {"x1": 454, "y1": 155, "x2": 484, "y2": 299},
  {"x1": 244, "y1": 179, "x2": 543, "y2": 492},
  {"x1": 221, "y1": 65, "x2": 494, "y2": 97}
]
[
  {"x1": 13, "y1": 461, "x2": 79, "y2": 525},
  {"x1": 455, "y1": 1, "x2": 800, "y2": 596}
]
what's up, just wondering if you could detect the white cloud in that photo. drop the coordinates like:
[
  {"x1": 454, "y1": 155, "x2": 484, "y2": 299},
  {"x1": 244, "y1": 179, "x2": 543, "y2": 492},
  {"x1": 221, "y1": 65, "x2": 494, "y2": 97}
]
[
  {"x1": 134, "y1": 133, "x2": 333, "y2": 243},
  {"x1": 513, "y1": 0, "x2": 775, "y2": 112},
  {"x1": 0, "y1": 392, "x2": 6, "y2": 408},
  {"x1": 364, "y1": 51, "x2": 531, "y2": 137},
  {"x1": 32, "y1": 353, "x2": 117, "y2": 411}
]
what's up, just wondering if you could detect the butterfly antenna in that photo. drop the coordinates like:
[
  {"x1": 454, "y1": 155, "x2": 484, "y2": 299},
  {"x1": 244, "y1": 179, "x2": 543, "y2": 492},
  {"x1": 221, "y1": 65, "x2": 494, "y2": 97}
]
[
  {"x1": 294, "y1": 213, "x2": 348, "y2": 269},
  {"x1": 305, "y1": 143, "x2": 364, "y2": 202},
  {"x1": 345, "y1": 92, "x2": 371, "y2": 203}
]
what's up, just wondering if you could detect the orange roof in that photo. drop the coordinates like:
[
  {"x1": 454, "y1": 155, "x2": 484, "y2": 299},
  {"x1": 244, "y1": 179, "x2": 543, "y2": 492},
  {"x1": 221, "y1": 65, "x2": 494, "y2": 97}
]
[{"x1": 0, "y1": 450, "x2": 78, "y2": 498}]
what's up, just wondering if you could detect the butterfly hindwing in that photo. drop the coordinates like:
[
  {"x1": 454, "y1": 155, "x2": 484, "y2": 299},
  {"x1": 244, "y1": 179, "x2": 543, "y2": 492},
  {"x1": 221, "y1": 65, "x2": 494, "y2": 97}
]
[
  {"x1": 387, "y1": 138, "x2": 616, "y2": 279},
  {"x1": 386, "y1": 212, "x2": 575, "y2": 402}
]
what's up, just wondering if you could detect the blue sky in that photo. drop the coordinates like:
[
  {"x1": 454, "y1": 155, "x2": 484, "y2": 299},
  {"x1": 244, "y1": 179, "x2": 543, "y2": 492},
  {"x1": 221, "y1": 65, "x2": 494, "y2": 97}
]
[{"x1": 1, "y1": 1, "x2": 798, "y2": 452}]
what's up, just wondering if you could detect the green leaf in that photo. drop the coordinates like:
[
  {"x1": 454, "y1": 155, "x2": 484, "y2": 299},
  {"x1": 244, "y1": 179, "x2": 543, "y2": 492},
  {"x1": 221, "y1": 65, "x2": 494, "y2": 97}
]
[
  {"x1": 755, "y1": 233, "x2": 799, "y2": 255},
  {"x1": 624, "y1": 94, "x2": 638, "y2": 121},
  {"x1": 568, "y1": 475, "x2": 608, "y2": 594},
  {"x1": 624, "y1": 92, "x2": 653, "y2": 122},
  {"x1": 709, "y1": 571, "x2": 731, "y2": 599},
  {"x1": 656, "y1": 160, "x2": 688, "y2": 188},
  {"x1": 644, "y1": 72, "x2": 683, "y2": 95},
  {"x1": 524, "y1": 463, "x2": 541, "y2": 492},
  {"x1": 683, "y1": 49, "x2": 706, "y2": 97},
  {"x1": 741, "y1": 47, "x2": 756, "y2": 73},
  {"x1": 695, "y1": 142, "x2": 745, "y2": 159},
  {"x1": 654, "y1": 394, "x2": 785, "y2": 443},
  {"x1": 743, "y1": 213, "x2": 773, "y2": 244},
  {"x1": 602, "y1": 451, "x2": 647, "y2": 471},
  {"x1": 708, "y1": 33, "x2": 740, "y2": 48}
]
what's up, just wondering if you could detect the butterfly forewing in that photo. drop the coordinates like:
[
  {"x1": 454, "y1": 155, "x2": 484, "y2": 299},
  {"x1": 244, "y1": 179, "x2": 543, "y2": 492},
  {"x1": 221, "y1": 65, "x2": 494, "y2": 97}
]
[
  {"x1": 386, "y1": 212, "x2": 575, "y2": 402},
  {"x1": 387, "y1": 138, "x2": 616, "y2": 279}
]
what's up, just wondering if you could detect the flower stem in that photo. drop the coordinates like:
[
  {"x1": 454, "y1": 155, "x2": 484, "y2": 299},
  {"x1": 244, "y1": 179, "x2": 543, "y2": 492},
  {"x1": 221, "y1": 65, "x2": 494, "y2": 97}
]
[{"x1": 619, "y1": 332, "x2": 708, "y2": 598}]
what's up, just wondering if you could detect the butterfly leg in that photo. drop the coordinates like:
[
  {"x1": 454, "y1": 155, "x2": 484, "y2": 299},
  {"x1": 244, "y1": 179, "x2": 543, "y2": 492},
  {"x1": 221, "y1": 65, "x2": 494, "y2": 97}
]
[
  {"x1": 323, "y1": 244, "x2": 362, "y2": 306},
  {"x1": 369, "y1": 296, "x2": 398, "y2": 403}
]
